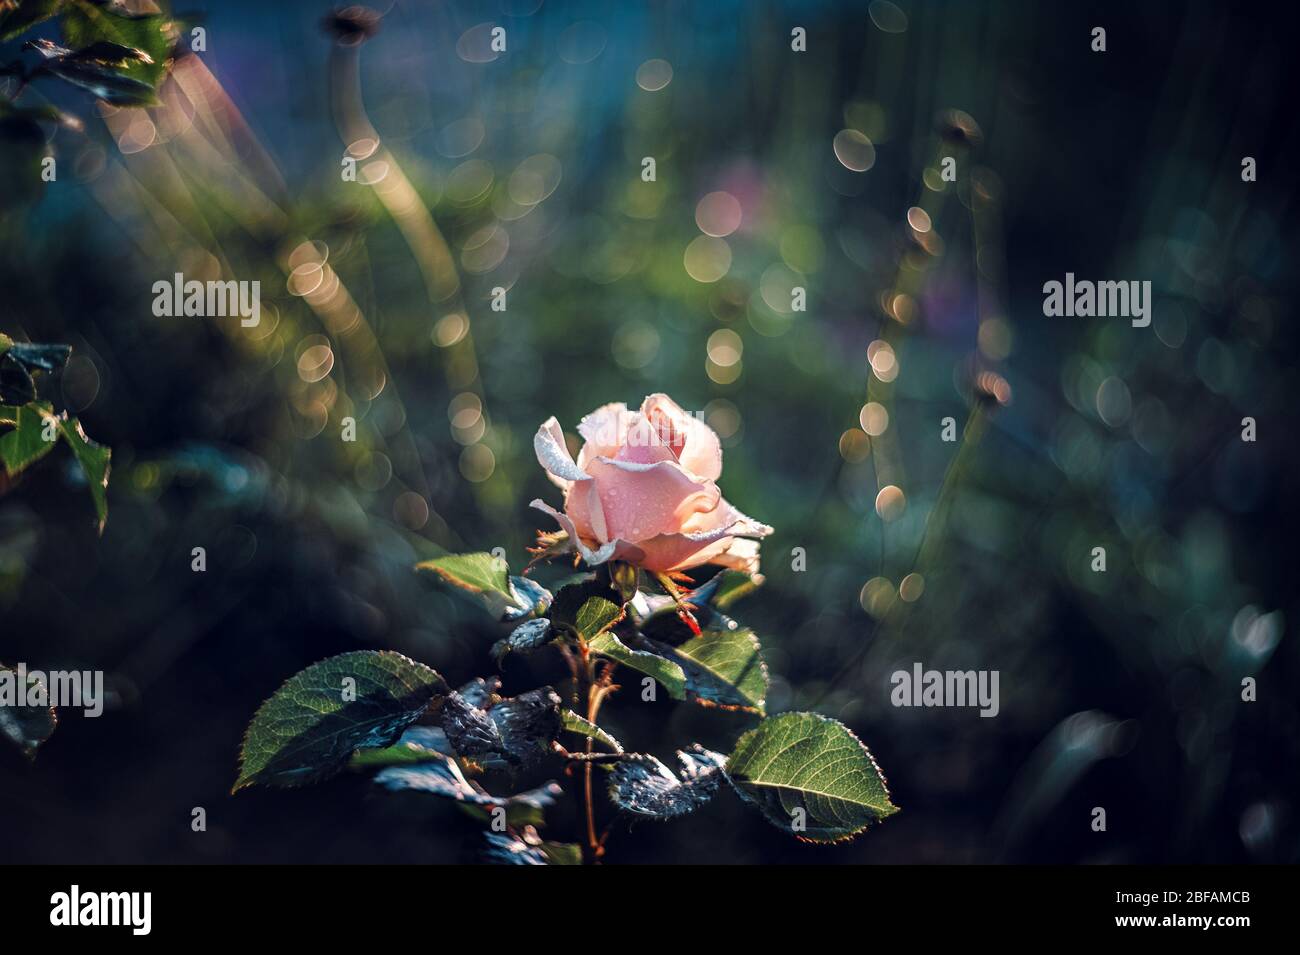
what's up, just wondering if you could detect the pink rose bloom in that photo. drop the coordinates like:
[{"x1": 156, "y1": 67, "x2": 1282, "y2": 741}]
[{"x1": 531, "y1": 394, "x2": 772, "y2": 574}]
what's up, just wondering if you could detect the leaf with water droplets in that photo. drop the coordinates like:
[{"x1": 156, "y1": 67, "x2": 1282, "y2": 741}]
[
  {"x1": 503, "y1": 575, "x2": 552, "y2": 621},
  {"x1": 375, "y1": 760, "x2": 561, "y2": 815},
  {"x1": 588, "y1": 631, "x2": 686, "y2": 700},
  {"x1": 0, "y1": 662, "x2": 58, "y2": 759},
  {"x1": 560, "y1": 709, "x2": 622, "y2": 752},
  {"x1": 233, "y1": 651, "x2": 446, "y2": 792},
  {"x1": 608, "y1": 744, "x2": 726, "y2": 819},
  {"x1": 725, "y1": 712, "x2": 898, "y2": 843},
  {"x1": 483, "y1": 830, "x2": 581, "y2": 865},
  {"x1": 643, "y1": 624, "x2": 768, "y2": 714},
  {"x1": 491, "y1": 618, "x2": 553, "y2": 666},
  {"x1": 440, "y1": 683, "x2": 562, "y2": 770},
  {"x1": 2, "y1": 341, "x2": 71, "y2": 373}
]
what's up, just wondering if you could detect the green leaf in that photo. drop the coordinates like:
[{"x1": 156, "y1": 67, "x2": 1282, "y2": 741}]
[
  {"x1": 549, "y1": 578, "x2": 624, "y2": 639},
  {"x1": 0, "y1": 0, "x2": 64, "y2": 42},
  {"x1": 645, "y1": 624, "x2": 769, "y2": 714},
  {"x1": 607, "y1": 745, "x2": 726, "y2": 819},
  {"x1": 60, "y1": 0, "x2": 173, "y2": 91},
  {"x1": 355, "y1": 725, "x2": 563, "y2": 829},
  {"x1": 573, "y1": 595, "x2": 623, "y2": 640},
  {"x1": 0, "y1": 362, "x2": 36, "y2": 405},
  {"x1": 0, "y1": 661, "x2": 58, "y2": 759},
  {"x1": 55, "y1": 414, "x2": 110, "y2": 532},
  {"x1": 725, "y1": 712, "x2": 898, "y2": 843},
  {"x1": 710, "y1": 569, "x2": 762, "y2": 610},
  {"x1": 560, "y1": 709, "x2": 622, "y2": 752},
  {"x1": 415, "y1": 551, "x2": 515, "y2": 615},
  {"x1": 64, "y1": 39, "x2": 154, "y2": 67},
  {"x1": 233, "y1": 651, "x2": 447, "y2": 792},
  {"x1": 588, "y1": 631, "x2": 686, "y2": 700},
  {"x1": 0, "y1": 401, "x2": 58, "y2": 476},
  {"x1": 638, "y1": 575, "x2": 750, "y2": 641},
  {"x1": 539, "y1": 841, "x2": 582, "y2": 865},
  {"x1": 25, "y1": 38, "x2": 159, "y2": 106},
  {"x1": 0, "y1": 402, "x2": 111, "y2": 531}
]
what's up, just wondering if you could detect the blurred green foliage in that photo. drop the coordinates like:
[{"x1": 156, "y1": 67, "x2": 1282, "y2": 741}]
[{"x1": 0, "y1": 0, "x2": 1295, "y2": 864}]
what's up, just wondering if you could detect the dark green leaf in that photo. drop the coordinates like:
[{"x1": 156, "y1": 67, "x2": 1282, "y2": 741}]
[
  {"x1": 348, "y1": 725, "x2": 449, "y2": 768},
  {"x1": 356, "y1": 723, "x2": 564, "y2": 827},
  {"x1": 233, "y1": 651, "x2": 447, "y2": 792},
  {"x1": 415, "y1": 551, "x2": 516, "y2": 616},
  {"x1": 709, "y1": 569, "x2": 763, "y2": 609},
  {"x1": 4, "y1": 341, "x2": 71, "y2": 372},
  {"x1": 560, "y1": 709, "x2": 622, "y2": 752},
  {"x1": 453, "y1": 676, "x2": 498, "y2": 709},
  {"x1": 0, "y1": 402, "x2": 111, "y2": 530},
  {"x1": 502, "y1": 575, "x2": 552, "y2": 620},
  {"x1": 37, "y1": 58, "x2": 158, "y2": 105},
  {"x1": 0, "y1": 359, "x2": 37, "y2": 404},
  {"x1": 0, "y1": 661, "x2": 58, "y2": 759},
  {"x1": 490, "y1": 617, "x2": 553, "y2": 665},
  {"x1": 482, "y1": 829, "x2": 579, "y2": 866},
  {"x1": 375, "y1": 760, "x2": 562, "y2": 816},
  {"x1": 65, "y1": 39, "x2": 153, "y2": 67},
  {"x1": 643, "y1": 624, "x2": 768, "y2": 714},
  {"x1": 574, "y1": 596, "x2": 623, "y2": 640},
  {"x1": 440, "y1": 684, "x2": 562, "y2": 770},
  {"x1": 539, "y1": 841, "x2": 582, "y2": 865},
  {"x1": 608, "y1": 744, "x2": 726, "y2": 819},
  {"x1": 0, "y1": 0, "x2": 64, "y2": 42},
  {"x1": 549, "y1": 578, "x2": 623, "y2": 639},
  {"x1": 55, "y1": 414, "x2": 110, "y2": 532},
  {"x1": 725, "y1": 712, "x2": 899, "y2": 843},
  {"x1": 60, "y1": 0, "x2": 173, "y2": 90},
  {"x1": 0, "y1": 401, "x2": 59, "y2": 476},
  {"x1": 588, "y1": 630, "x2": 686, "y2": 700},
  {"x1": 638, "y1": 571, "x2": 760, "y2": 642}
]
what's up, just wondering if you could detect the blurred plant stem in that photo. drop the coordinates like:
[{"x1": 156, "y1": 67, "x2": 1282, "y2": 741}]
[{"x1": 817, "y1": 397, "x2": 993, "y2": 702}]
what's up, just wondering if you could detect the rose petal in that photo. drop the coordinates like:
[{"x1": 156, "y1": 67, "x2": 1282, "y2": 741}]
[
  {"x1": 577, "y1": 402, "x2": 632, "y2": 461},
  {"x1": 534, "y1": 417, "x2": 588, "y2": 489},
  {"x1": 530, "y1": 499, "x2": 622, "y2": 565},
  {"x1": 634, "y1": 531, "x2": 737, "y2": 573},
  {"x1": 640, "y1": 393, "x2": 722, "y2": 481},
  {"x1": 679, "y1": 495, "x2": 773, "y2": 538},
  {"x1": 563, "y1": 478, "x2": 608, "y2": 543},
  {"x1": 587, "y1": 457, "x2": 721, "y2": 542},
  {"x1": 615, "y1": 437, "x2": 676, "y2": 466},
  {"x1": 712, "y1": 537, "x2": 762, "y2": 575}
]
